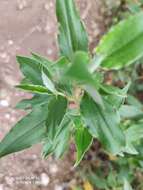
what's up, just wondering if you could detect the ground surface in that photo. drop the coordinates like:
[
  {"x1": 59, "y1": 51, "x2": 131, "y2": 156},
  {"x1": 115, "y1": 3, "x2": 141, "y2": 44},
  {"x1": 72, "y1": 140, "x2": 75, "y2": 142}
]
[{"x1": 0, "y1": 1, "x2": 119, "y2": 189}]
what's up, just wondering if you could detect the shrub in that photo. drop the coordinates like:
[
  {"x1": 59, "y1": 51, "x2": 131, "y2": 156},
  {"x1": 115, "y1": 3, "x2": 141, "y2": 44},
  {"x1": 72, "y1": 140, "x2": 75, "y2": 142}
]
[{"x1": 0, "y1": 0, "x2": 143, "y2": 177}]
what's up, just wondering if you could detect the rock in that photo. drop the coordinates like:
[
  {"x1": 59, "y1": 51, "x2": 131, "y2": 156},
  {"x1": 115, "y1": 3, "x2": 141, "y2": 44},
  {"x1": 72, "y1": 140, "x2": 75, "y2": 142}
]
[
  {"x1": 17, "y1": 0, "x2": 27, "y2": 10},
  {"x1": 49, "y1": 163, "x2": 58, "y2": 174},
  {"x1": 54, "y1": 185, "x2": 63, "y2": 190},
  {"x1": 0, "y1": 184, "x2": 4, "y2": 190},
  {"x1": 40, "y1": 173, "x2": 50, "y2": 187},
  {"x1": 0, "y1": 100, "x2": 9, "y2": 107}
]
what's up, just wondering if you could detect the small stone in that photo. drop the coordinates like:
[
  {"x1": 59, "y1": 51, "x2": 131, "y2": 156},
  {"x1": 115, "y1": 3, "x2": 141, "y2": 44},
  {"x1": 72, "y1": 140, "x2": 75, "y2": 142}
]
[
  {"x1": 49, "y1": 164, "x2": 58, "y2": 174},
  {"x1": 40, "y1": 173, "x2": 50, "y2": 187},
  {"x1": 0, "y1": 52, "x2": 10, "y2": 63},
  {"x1": 5, "y1": 113, "x2": 10, "y2": 119},
  {"x1": 44, "y1": 3, "x2": 49, "y2": 10},
  {"x1": 8, "y1": 40, "x2": 14, "y2": 45},
  {"x1": 0, "y1": 100, "x2": 9, "y2": 107},
  {"x1": 0, "y1": 184, "x2": 4, "y2": 190},
  {"x1": 5, "y1": 176, "x2": 14, "y2": 185},
  {"x1": 54, "y1": 185, "x2": 63, "y2": 190},
  {"x1": 47, "y1": 49, "x2": 53, "y2": 55},
  {"x1": 17, "y1": 0, "x2": 27, "y2": 10}
]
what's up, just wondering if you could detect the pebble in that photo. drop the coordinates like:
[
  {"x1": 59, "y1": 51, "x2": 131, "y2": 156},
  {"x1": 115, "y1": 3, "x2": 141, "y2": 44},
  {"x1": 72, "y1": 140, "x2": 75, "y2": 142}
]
[
  {"x1": 0, "y1": 100, "x2": 9, "y2": 107},
  {"x1": 40, "y1": 173, "x2": 50, "y2": 187},
  {"x1": 5, "y1": 113, "x2": 10, "y2": 119},
  {"x1": 8, "y1": 40, "x2": 14, "y2": 46},
  {"x1": 0, "y1": 52, "x2": 10, "y2": 63},
  {"x1": 47, "y1": 49, "x2": 53, "y2": 55},
  {"x1": 54, "y1": 185, "x2": 63, "y2": 190},
  {"x1": 5, "y1": 176, "x2": 14, "y2": 185},
  {"x1": 49, "y1": 164, "x2": 58, "y2": 174},
  {"x1": 44, "y1": 3, "x2": 49, "y2": 10},
  {"x1": 17, "y1": 0, "x2": 27, "y2": 10},
  {"x1": 0, "y1": 184, "x2": 4, "y2": 190}
]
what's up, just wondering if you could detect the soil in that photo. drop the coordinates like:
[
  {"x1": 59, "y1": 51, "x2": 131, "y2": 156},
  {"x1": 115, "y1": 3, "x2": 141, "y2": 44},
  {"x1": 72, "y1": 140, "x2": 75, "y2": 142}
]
[{"x1": 0, "y1": 1, "x2": 120, "y2": 189}]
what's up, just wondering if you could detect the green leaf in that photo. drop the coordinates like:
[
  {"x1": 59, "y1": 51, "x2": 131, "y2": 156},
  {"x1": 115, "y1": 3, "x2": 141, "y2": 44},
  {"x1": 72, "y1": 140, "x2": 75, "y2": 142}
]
[
  {"x1": 31, "y1": 52, "x2": 53, "y2": 67},
  {"x1": 124, "y1": 179, "x2": 133, "y2": 190},
  {"x1": 56, "y1": 0, "x2": 88, "y2": 60},
  {"x1": 16, "y1": 56, "x2": 43, "y2": 85},
  {"x1": 85, "y1": 85, "x2": 104, "y2": 108},
  {"x1": 54, "y1": 116, "x2": 71, "y2": 158},
  {"x1": 124, "y1": 123, "x2": 143, "y2": 154},
  {"x1": 16, "y1": 84, "x2": 50, "y2": 94},
  {"x1": 0, "y1": 104, "x2": 49, "y2": 158},
  {"x1": 103, "y1": 83, "x2": 131, "y2": 109},
  {"x1": 88, "y1": 172, "x2": 108, "y2": 189},
  {"x1": 127, "y1": 95, "x2": 143, "y2": 109},
  {"x1": 100, "y1": 83, "x2": 130, "y2": 98},
  {"x1": 15, "y1": 94, "x2": 50, "y2": 110},
  {"x1": 64, "y1": 51, "x2": 104, "y2": 107},
  {"x1": 46, "y1": 96, "x2": 68, "y2": 140},
  {"x1": 31, "y1": 52, "x2": 53, "y2": 75},
  {"x1": 43, "y1": 116, "x2": 71, "y2": 158},
  {"x1": 81, "y1": 94, "x2": 125, "y2": 155},
  {"x1": 65, "y1": 51, "x2": 93, "y2": 85},
  {"x1": 74, "y1": 122, "x2": 93, "y2": 167},
  {"x1": 41, "y1": 70, "x2": 57, "y2": 94},
  {"x1": 96, "y1": 12, "x2": 143, "y2": 69},
  {"x1": 119, "y1": 105, "x2": 143, "y2": 119}
]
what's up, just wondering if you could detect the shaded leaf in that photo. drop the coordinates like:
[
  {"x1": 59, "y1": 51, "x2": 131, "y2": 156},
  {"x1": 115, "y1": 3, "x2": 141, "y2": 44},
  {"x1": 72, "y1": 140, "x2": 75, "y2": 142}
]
[
  {"x1": 124, "y1": 123, "x2": 143, "y2": 154},
  {"x1": 81, "y1": 94, "x2": 125, "y2": 155},
  {"x1": 43, "y1": 116, "x2": 71, "y2": 158},
  {"x1": 74, "y1": 120, "x2": 93, "y2": 166},
  {"x1": 88, "y1": 172, "x2": 108, "y2": 189},
  {"x1": 15, "y1": 94, "x2": 50, "y2": 110},
  {"x1": 85, "y1": 85, "x2": 104, "y2": 108},
  {"x1": 46, "y1": 96, "x2": 68, "y2": 140}
]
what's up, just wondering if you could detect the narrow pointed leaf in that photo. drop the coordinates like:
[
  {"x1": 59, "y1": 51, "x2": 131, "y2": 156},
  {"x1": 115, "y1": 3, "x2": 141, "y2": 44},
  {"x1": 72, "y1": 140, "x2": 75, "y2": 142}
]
[
  {"x1": 16, "y1": 84, "x2": 50, "y2": 94},
  {"x1": 15, "y1": 94, "x2": 50, "y2": 110},
  {"x1": 0, "y1": 104, "x2": 49, "y2": 158},
  {"x1": 81, "y1": 94, "x2": 125, "y2": 155},
  {"x1": 43, "y1": 115, "x2": 71, "y2": 159},
  {"x1": 124, "y1": 123, "x2": 143, "y2": 154},
  {"x1": 119, "y1": 105, "x2": 143, "y2": 119},
  {"x1": 16, "y1": 56, "x2": 43, "y2": 85},
  {"x1": 96, "y1": 12, "x2": 143, "y2": 69},
  {"x1": 46, "y1": 96, "x2": 68, "y2": 140},
  {"x1": 75, "y1": 123, "x2": 93, "y2": 166},
  {"x1": 41, "y1": 70, "x2": 57, "y2": 94},
  {"x1": 124, "y1": 179, "x2": 133, "y2": 190},
  {"x1": 56, "y1": 0, "x2": 88, "y2": 60}
]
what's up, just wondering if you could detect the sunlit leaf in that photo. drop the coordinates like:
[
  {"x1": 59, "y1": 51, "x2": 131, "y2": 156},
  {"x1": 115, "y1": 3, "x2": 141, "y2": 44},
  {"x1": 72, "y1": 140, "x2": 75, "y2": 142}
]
[
  {"x1": 56, "y1": 0, "x2": 88, "y2": 60},
  {"x1": 0, "y1": 104, "x2": 49, "y2": 158},
  {"x1": 16, "y1": 84, "x2": 50, "y2": 94},
  {"x1": 96, "y1": 12, "x2": 143, "y2": 69}
]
